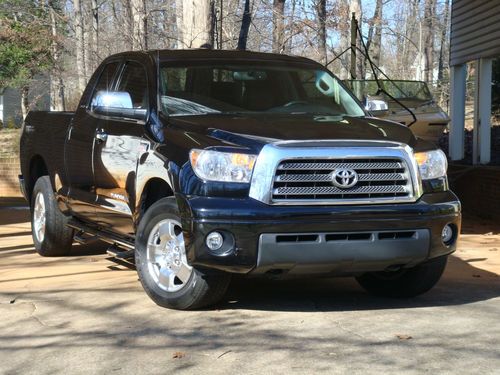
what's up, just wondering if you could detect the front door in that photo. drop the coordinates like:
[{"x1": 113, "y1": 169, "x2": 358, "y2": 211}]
[
  {"x1": 92, "y1": 61, "x2": 150, "y2": 235},
  {"x1": 64, "y1": 61, "x2": 120, "y2": 221}
]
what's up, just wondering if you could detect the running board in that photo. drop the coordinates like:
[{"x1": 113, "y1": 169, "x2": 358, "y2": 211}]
[
  {"x1": 106, "y1": 244, "x2": 135, "y2": 259},
  {"x1": 74, "y1": 231, "x2": 99, "y2": 245},
  {"x1": 67, "y1": 220, "x2": 135, "y2": 250}
]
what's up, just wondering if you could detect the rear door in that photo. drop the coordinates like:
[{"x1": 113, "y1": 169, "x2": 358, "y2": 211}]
[
  {"x1": 92, "y1": 60, "x2": 150, "y2": 235},
  {"x1": 64, "y1": 61, "x2": 120, "y2": 220}
]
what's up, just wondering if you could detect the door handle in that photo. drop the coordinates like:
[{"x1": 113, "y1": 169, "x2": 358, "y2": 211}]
[{"x1": 95, "y1": 130, "x2": 108, "y2": 143}]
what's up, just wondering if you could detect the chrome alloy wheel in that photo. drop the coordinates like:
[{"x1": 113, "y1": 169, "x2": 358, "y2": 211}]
[
  {"x1": 146, "y1": 219, "x2": 193, "y2": 292},
  {"x1": 33, "y1": 192, "x2": 46, "y2": 243}
]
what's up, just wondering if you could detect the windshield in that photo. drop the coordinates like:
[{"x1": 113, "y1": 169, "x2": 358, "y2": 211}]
[
  {"x1": 351, "y1": 80, "x2": 434, "y2": 102},
  {"x1": 159, "y1": 63, "x2": 365, "y2": 117}
]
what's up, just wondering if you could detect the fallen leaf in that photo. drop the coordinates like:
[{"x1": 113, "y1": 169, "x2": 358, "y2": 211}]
[
  {"x1": 396, "y1": 334, "x2": 412, "y2": 340},
  {"x1": 172, "y1": 352, "x2": 185, "y2": 359}
]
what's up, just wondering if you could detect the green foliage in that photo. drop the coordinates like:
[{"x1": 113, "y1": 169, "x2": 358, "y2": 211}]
[
  {"x1": 4, "y1": 117, "x2": 17, "y2": 129},
  {"x1": 0, "y1": 1, "x2": 54, "y2": 90}
]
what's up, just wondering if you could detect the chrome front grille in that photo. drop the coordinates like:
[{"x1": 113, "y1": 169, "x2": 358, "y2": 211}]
[
  {"x1": 248, "y1": 141, "x2": 422, "y2": 205},
  {"x1": 272, "y1": 158, "x2": 413, "y2": 203}
]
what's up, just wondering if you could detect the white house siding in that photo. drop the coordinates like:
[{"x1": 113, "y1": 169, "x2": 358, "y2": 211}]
[{"x1": 450, "y1": 0, "x2": 500, "y2": 66}]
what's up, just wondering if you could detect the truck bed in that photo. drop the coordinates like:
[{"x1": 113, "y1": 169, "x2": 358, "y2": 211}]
[{"x1": 20, "y1": 111, "x2": 75, "y2": 198}]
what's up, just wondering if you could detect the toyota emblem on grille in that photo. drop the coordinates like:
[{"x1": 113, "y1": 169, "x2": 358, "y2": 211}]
[{"x1": 331, "y1": 168, "x2": 358, "y2": 189}]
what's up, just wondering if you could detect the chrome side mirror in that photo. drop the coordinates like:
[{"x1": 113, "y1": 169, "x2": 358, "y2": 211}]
[
  {"x1": 365, "y1": 97, "x2": 389, "y2": 117},
  {"x1": 91, "y1": 91, "x2": 147, "y2": 121}
]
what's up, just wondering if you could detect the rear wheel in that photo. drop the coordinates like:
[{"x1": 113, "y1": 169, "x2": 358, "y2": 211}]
[
  {"x1": 31, "y1": 176, "x2": 74, "y2": 256},
  {"x1": 355, "y1": 256, "x2": 448, "y2": 298},
  {"x1": 135, "y1": 197, "x2": 231, "y2": 310}
]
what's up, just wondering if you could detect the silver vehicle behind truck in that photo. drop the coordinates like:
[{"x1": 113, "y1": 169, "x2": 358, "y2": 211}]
[{"x1": 350, "y1": 79, "x2": 450, "y2": 143}]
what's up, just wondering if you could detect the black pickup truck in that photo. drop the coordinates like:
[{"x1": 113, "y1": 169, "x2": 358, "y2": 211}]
[{"x1": 20, "y1": 50, "x2": 461, "y2": 310}]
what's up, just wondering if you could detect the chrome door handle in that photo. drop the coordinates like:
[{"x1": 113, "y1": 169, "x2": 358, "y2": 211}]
[{"x1": 95, "y1": 130, "x2": 108, "y2": 143}]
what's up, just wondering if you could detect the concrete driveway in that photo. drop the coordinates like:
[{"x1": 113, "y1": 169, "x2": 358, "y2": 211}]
[{"x1": 1, "y1": 207, "x2": 499, "y2": 374}]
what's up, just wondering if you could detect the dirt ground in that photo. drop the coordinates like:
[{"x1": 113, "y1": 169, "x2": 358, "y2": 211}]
[{"x1": 1, "y1": 207, "x2": 499, "y2": 374}]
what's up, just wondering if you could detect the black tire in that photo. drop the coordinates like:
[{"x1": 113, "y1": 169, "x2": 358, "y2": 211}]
[
  {"x1": 135, "y1": 197, "x2": 231, "y2": 310},
  {"x1": 31, "y1": 176, "x2": 74, "y2": 256},
  {"x1": 355, "y1": 256, "x2": 448, "y2": 298}
]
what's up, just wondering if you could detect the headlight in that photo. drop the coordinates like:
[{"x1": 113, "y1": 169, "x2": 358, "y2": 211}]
[
  {"x1": 414, "y1": 149, "x2": 448, "y2": 180},
  {"x1": 190, "y1": 149, "x2": 257, "y2": 183}
]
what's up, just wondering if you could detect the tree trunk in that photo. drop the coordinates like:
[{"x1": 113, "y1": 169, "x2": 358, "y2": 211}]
[
  {"x1": 21, "y1": 86, "x2": 30, "y2": 120},
  {"x1": 338, "y1": 0, "x2": 351, "y2": 79},
  {"x1": 316, "y1": 0, "x2": 327, "y2": 65},
  {"x1": 90, "y1": 0, "x2": 99, "y2": 71},
  {"x1": 349, "y1": 0, "x2": 363, "y2": 78},
  {"x1": 175, "y1": 0, "x2": 184, "y2": 48},
  {"x1": 423, "y1": 0, "x2": 437, "y2": 83},
  {"x1": 366, "y1": 0, "x2": 383, "y2": 68},
  {"x1": 209, "y1": 0, "x2": 216, "y2": 47},
  {"x1": 437, "y1": 0, "x2": 450, "y2": 83},
  {"x1": 272, "y1": 0, "x2": 286, "y2": 53},
  {"x1": 237, "y1": 0, "x2": 251, "y2": 50},
  {"x1": 48, "y1": 2, "x2": 65, "y2": 111},
  {"x1": 131, "y1": 0, "x2": 147, "y2": 50},
  {"x1": 74, "y1": 0, "x2": 87, "y2": 94},
  {"x1": 179, "y1": 0, "x2": 212, "y2": 48}
]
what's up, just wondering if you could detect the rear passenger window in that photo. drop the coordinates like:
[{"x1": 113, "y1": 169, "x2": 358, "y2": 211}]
[{"x1": 116, "y1": 62, "x2": 148, "y2": 109}]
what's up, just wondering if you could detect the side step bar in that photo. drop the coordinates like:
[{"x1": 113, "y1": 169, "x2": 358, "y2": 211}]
[
  {"x1": 67, "y1": 220, "x2": 135, "y2": 250},
  {"x1": 106, "y1": 244, "x2": 135, "y2": 260},
  {"x1": 74, "y1": 232, "x2": 99, "y2": 245}
]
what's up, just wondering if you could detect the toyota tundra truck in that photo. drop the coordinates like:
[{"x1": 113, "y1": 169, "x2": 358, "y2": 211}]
[{"x1": 19, "y1": 50, "x2": 461, "y2": 310}]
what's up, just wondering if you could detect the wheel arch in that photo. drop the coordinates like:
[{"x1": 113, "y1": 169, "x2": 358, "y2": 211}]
[
  {"x1": 27, "y1": 155, "x2": 49, "y2": 202},
  {"x1": 135, "y1": 177, "x2": 175, "y2": 226}
]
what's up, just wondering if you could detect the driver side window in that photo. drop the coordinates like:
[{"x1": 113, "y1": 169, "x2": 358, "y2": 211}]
[
  {"x1": 116, "y1": 62, "x2": 149, "y2": 109},
  {"x1": 90, "y1": 62, "x2": 119, "y2": 108}
]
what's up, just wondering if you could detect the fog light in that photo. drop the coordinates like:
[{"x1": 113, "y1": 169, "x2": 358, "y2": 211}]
[
  {"x1": 442, "y1": 224, "x2": 454, "y2": 245},
  {"x1": 206, "y1": 231, "x2": 224, "y2": 251}
]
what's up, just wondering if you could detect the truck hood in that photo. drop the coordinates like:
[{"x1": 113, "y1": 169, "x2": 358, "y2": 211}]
[{"x1": 168, "y1": 113, "x2": 417, "y2": 152}]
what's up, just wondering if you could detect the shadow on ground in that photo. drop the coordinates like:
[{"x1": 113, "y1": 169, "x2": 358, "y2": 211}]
[{"x1": 1, "y1": 206, "x2": 499, "y2": 313}]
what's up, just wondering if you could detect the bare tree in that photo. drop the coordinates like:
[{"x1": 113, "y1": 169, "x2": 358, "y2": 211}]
[
  {"x1": 437, "y1": 0, "x2": 450, "y2": 83},
  {"x1": 350, "y1": 0, "x2": 363, "y2": 78},
  {"x1": 179, "y1": 0, "x2": 212, "y2": 48},
  {"x1": 272, "y1": 0, "x2": 285, "y2": 53},
  {"x1": 315, "y1": 0, "x2": 327, "y2": 65},
  {"x1": 423, "y1": 0, "x2": 436, "y2": 83},
  {"x1": 73, "y1": 0, "x2": 87, "y2": 93},
  {"x1": 90, "y1": 0, "x2": 99, "y2": 71},
  {"x1": 48, "y1": 0, "x2": 65, "y2": 111},
  {"x1": 131, "y1": 0, "x2": 147, "y2": 50},
  {"x1": 366, "y1": 0, "x2": 383, "y2": 69},
  {"x1": 237, "y1": 0, "x2": 251, "y2": 50},
  {"x1": 174, "y1": 0, "x2": 183, "y2": 48}
]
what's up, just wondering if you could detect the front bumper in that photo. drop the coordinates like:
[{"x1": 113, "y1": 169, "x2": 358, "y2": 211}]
[{"x1": 177, "y1": 191, "x2": 461, "y2": 275}]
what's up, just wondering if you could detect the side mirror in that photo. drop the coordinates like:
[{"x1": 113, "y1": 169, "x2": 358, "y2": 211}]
[
  {"x1": 365, "y1": 97, "x2": 389, "y2": 117},
  {"x1": 91, "y1": 91, "x2": 147, "y2": 121}
]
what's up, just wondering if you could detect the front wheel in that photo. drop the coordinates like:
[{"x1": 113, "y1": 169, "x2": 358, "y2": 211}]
[
  {"x1": 135, "y1": 198, "x2": 231, "y2": 310},
  {"x1": 355, "y1": 256, "x2": 448, "y2": 298}
]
